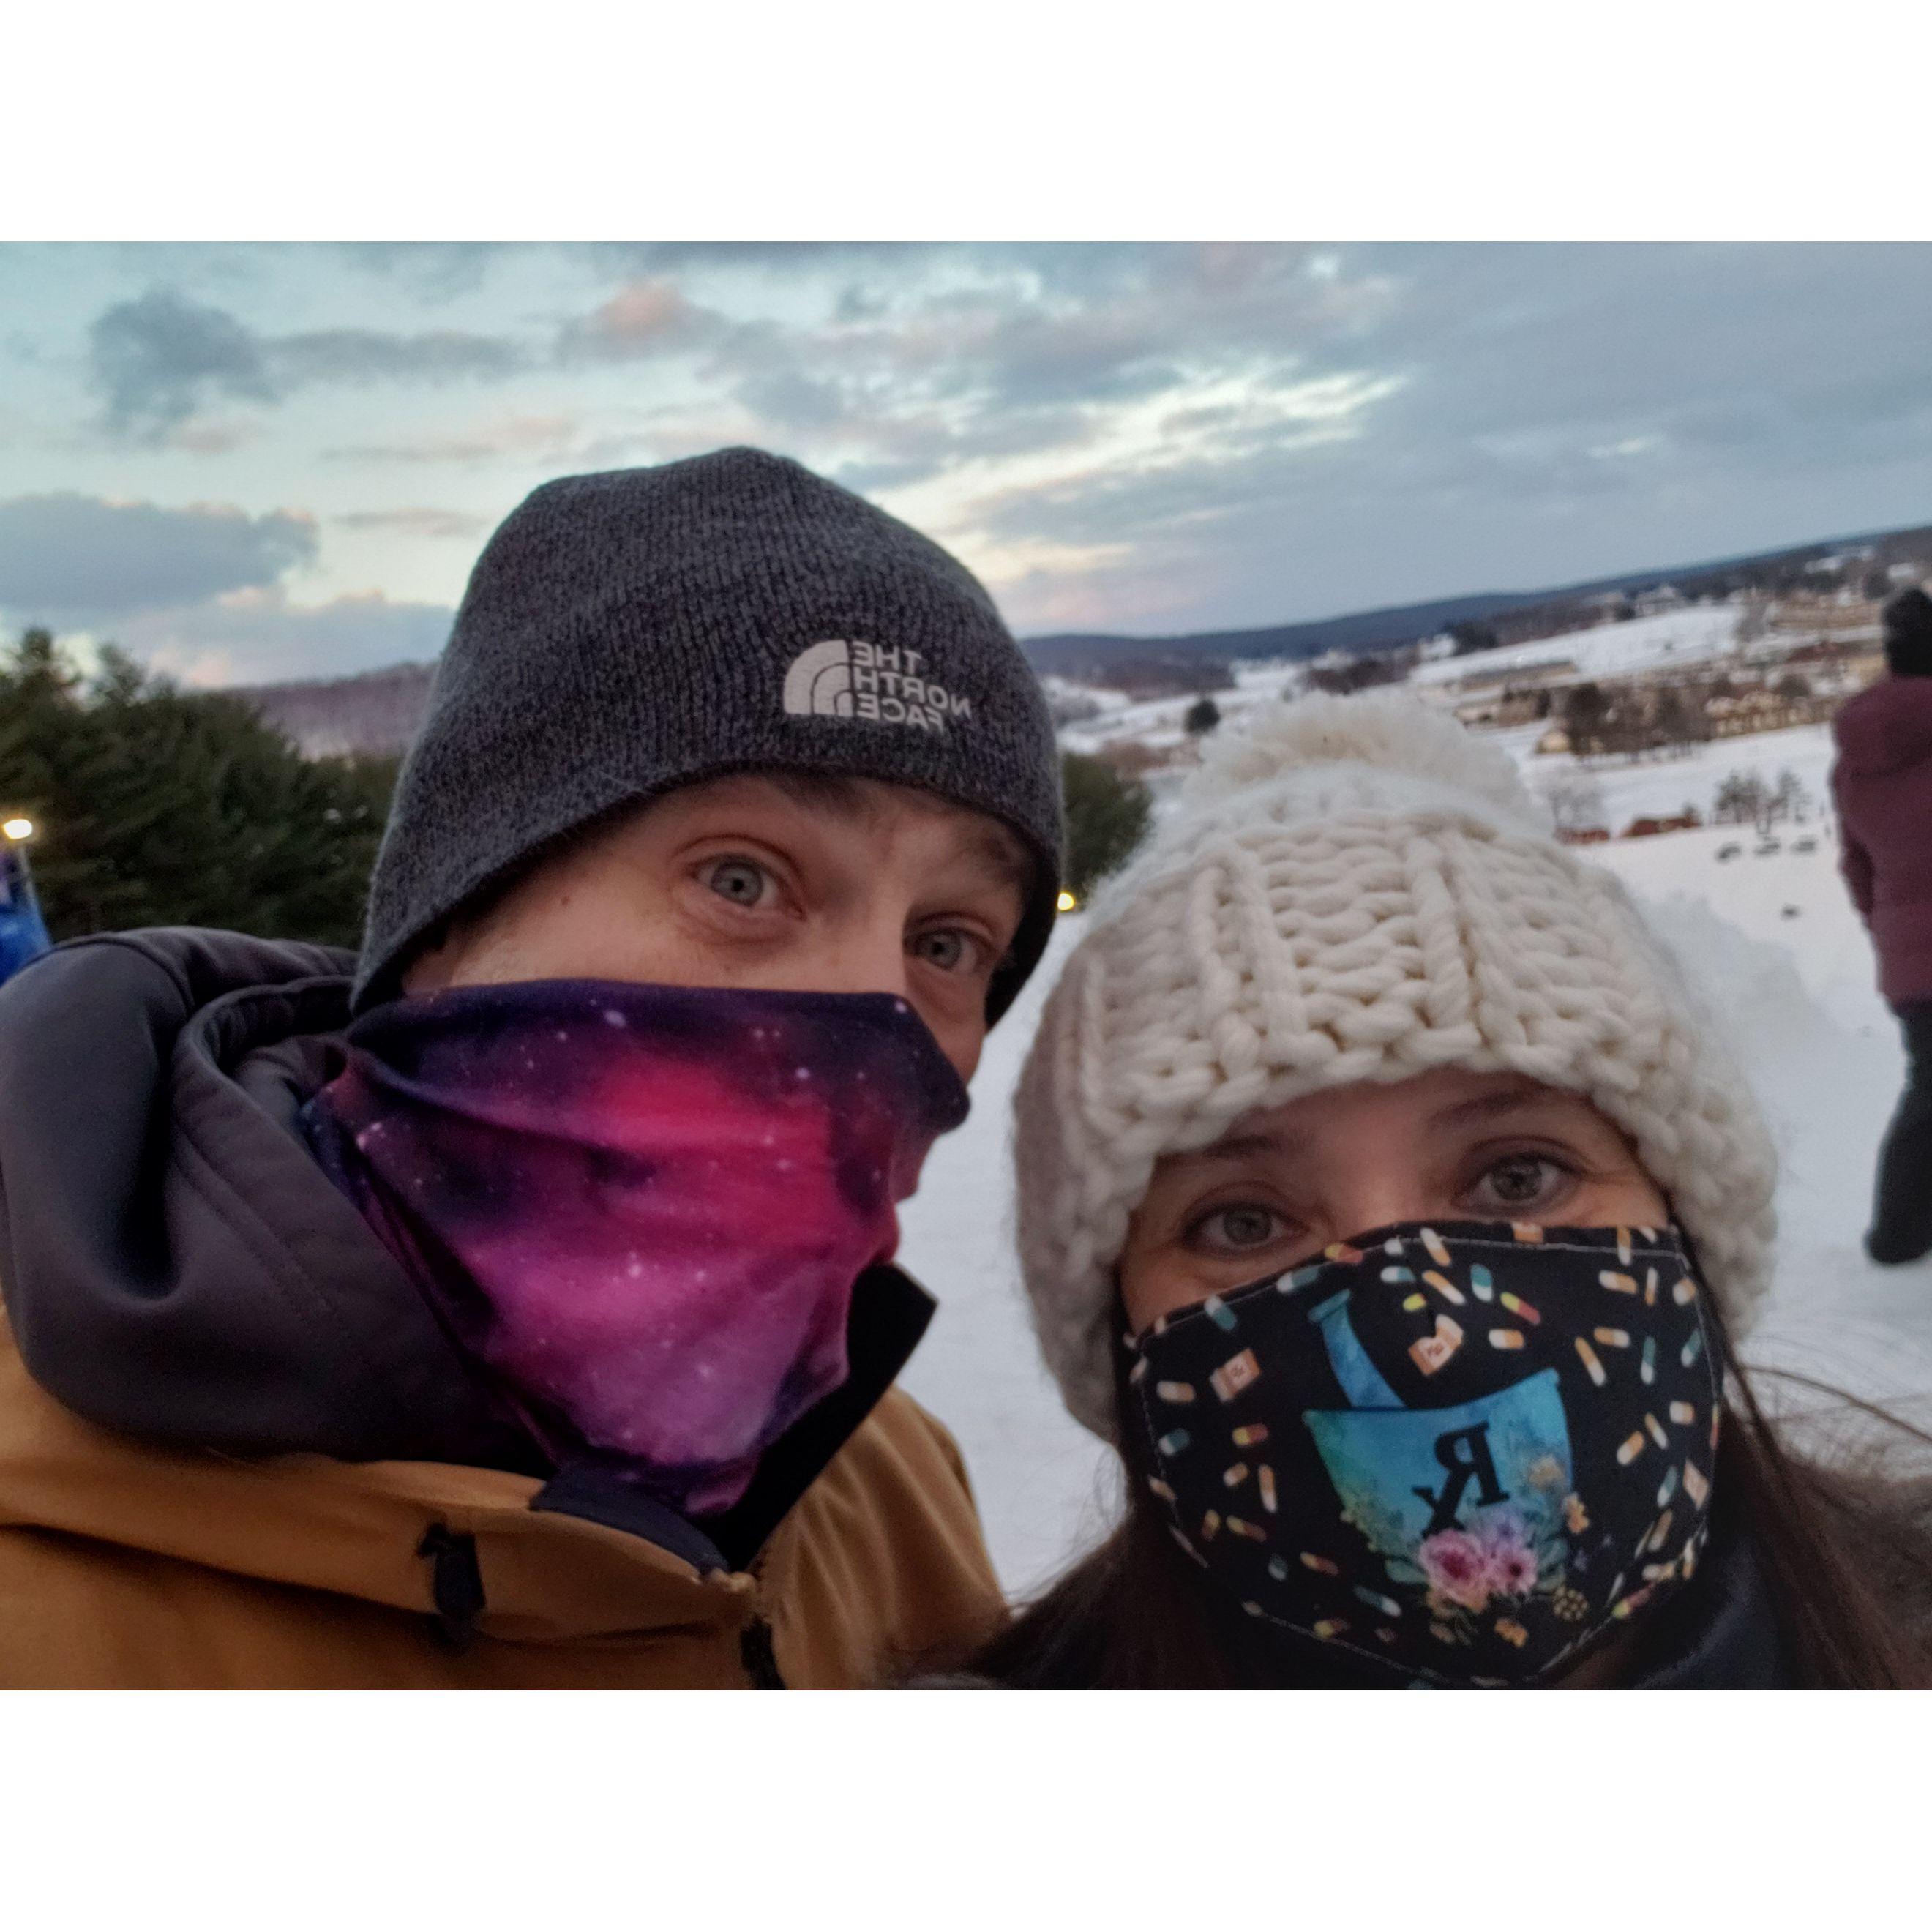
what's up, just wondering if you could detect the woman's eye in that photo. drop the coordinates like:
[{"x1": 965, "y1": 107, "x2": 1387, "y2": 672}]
[
  {"x1": 1469, "y1": 1154, "x2": 1570, "y2": 1212},
  {"x1": 1189, "y1": 1205, "x2": 1287, "y2": 1253},
  {"x1": 912, "y1": 927, "x2": 977, "y2": 973},
  {"x1": 701, "y1": 858, "x2": 773, "y2": 908}
]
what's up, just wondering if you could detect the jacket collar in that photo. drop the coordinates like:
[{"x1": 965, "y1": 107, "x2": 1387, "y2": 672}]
[
  {"x1": 1624, "y1": 1506, "x2": 1794, "y2": 1688},
  {"x1": 531, "y1": 1264, "x2": 936, "y2": 1570}
]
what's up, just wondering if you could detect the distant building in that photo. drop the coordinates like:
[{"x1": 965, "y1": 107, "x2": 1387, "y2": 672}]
[
  {"x1": 1417, "y1": 632, "x2": 1458, "y2": 663},
  {"x1": 1633, "y1": 583, "x2": 1685, "y2": 617}
]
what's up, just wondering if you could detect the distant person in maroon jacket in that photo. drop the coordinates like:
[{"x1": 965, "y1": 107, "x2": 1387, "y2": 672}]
[{"x1": 1832, "y1": 585, "x2": 1932, "y2": 1264}]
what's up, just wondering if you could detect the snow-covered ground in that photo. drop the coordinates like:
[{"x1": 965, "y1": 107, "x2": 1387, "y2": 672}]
[
  {"x1": 1512, "y1": 717, "x2": 1840, "y2": 831},
  {"x1": 1057, "y1": 658, "x2": 1300, "y2": 760},
  {"x1": 1409, "y1": 602, "x2": 1742, "y2": 689},
  {"x1": 897, "y1": 716, "x2": 1932, "y2": 1596}
]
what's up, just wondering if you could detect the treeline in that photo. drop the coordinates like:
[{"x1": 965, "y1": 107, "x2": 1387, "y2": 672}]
[{"x1": 0, "y1": 629, "x2": 397, "y2": 950}]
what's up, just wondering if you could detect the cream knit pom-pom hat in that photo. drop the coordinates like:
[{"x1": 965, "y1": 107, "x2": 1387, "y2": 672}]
[{"x1": 1014, "y1": 689, "x2": 1778, "y2": 1440}]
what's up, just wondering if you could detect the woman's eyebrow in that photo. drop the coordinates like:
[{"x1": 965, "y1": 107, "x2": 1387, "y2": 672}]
[
  {"x1": 1428, "y1": 1082, "x2": 1573, "y2": 1131},
  {"x1": 1168, "y1": 1130, "x2": 1287, "y2": 1169}
]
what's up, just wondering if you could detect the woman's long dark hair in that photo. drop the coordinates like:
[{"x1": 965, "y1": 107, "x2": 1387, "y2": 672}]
[{"x1": 956, "y1": 1306, "x2": 1932, "y2": 1690}]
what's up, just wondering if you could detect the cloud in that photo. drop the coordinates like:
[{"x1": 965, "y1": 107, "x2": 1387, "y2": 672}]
[
  {"x1": 324, "y1": 412, "x2": 589, "y2": 465},
  {"x1": 274, "y1": 327, "x2": 525, "y2": 386},
  {"x1": 90, "y1": 290, "x2": 276, "y2": 441},
  {"x1": 333, "y1": 506, "x2": 490, "y2": 539},
  {"x1": 123, "y1": 587, "x2": 457, "y2": 687},
  {"x1": 337, "y1": 242, "x2": 503, "y2": 298},
  {"x1": 555, "y1": 279, "x2": 714, "y2": 362},
  {"x1": 0, "y1": 493, "x2": 453, "y2": 681},
  {"x1": 0, "y1": 493, "x2": 318, "y2": 623},
  {"x1": 87, "y1": 288, "x2": 530, "y2": 443}
]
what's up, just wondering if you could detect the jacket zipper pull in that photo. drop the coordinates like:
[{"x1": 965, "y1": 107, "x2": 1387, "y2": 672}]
[
  {"x1": 418, "y1": 1524, "x2": 486, "y2": 1653},
  {"x1": 740, "y1": 1614, "x2": 786, "y2": 1688}
]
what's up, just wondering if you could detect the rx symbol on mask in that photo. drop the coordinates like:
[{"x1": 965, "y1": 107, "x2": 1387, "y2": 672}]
[{"x1": 1415, "y1": 1422, "x2": 1510, "y2": 1536}]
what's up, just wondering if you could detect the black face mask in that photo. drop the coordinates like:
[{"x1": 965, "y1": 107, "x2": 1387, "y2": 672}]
[{"x1": 1123, "y1": 1221, "x2": 1721, "y2": 1688}]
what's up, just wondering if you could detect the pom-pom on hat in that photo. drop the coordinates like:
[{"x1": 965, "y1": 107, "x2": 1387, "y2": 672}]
[{"x1": 1013, "y1": 689, "x2": 1778, "y2": 1439}]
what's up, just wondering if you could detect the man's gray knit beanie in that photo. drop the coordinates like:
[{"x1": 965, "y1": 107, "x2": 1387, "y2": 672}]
[{"x1": 356, "y1": 447, "x2": 1064, "y2": 1018}]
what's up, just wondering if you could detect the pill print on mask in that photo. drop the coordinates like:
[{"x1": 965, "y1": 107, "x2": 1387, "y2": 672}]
[{"x1": 1123, "y1": 1221, "x2": 1722, "y2": 1687}]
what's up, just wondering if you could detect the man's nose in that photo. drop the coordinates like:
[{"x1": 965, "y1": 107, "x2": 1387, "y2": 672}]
[{"x1": 810, "y1": 918, "x2": 914, "y2": 1004}]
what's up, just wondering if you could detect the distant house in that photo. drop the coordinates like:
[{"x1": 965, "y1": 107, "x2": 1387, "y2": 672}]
[
  {"x1": 1623, "y1": 812, "x2": 1701, "y2": 839},
  {"x1": 1417, "y1": 632, "x2": 1458, "y2": 663},
  {"x1": 1707, "y1": 686, "x2": 1837, "y2": 737},
  {"x1": 1633, "y1": 583, "x2": 1685, "y2": 618}
]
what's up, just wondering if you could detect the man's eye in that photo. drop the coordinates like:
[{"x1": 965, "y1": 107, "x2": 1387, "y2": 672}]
[
  {"x1": 1189, "y1": 1205, "x2": 1285, "y2": 1253},
  {"x1": 702, "y1": 858, "x2": 773, "y2": 908},
  {"x1": 912, "y1": 927, "x2": 976, "y2": 973}
]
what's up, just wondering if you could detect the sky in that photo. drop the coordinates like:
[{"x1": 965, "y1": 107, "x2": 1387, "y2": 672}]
[{"x1": 2, "y1": 242, "x2": 1931, "y2": 687}]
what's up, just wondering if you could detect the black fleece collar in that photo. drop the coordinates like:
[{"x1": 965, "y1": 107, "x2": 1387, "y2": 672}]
[{"x1": 1624, "y1": 1505, "x2": 1794, "y2": 1689}]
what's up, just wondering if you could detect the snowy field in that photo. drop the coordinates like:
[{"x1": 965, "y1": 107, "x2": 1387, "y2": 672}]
[
  {"x1": 897, "y1": 717, "x2": 1932, "y2": 1596},
  {"x1": 1055, "y1": 605, "x2": 1746, "y2": 767},
  {"x1": 1409, "y1": 602, "x2": 1742, "y2": 688},
  {"x1": 1057, "y1": 659, "x2": 1302, "y2": 760}
]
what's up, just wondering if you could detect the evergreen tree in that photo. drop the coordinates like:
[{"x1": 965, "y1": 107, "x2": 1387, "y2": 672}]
[
  {"x1": 1061, "y1": 751, "x2": 1153, "y2": 901},
  {"x1": 1183, "y1": 694, "x2": 1222, "y2": 737},
  {"x1": 1562, "y1": 680, "x2": 1611, "y2": 755},
  {"x1": 1448, "y1": 620, "x2": 1499, "y2": 656},
  {"x1": 0, "y1": 629, "x2": 397, "y2": 948}
]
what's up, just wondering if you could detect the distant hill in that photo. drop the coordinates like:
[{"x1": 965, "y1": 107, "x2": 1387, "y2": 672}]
[
  {"x1": 231, "y1": 515, "x2": 1932, "y2": 755},
  {"x1": 241, "y1": 662, "x2": 435, "y2": 758},
  {"x1": 1022, "y1": 519, "x2": 1932, "y2": 681}
]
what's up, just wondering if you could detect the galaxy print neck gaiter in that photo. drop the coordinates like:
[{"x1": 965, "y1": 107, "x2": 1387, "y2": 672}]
[
  {"x1": 1123, "y1": 1221, "x2": 1721, "y2": 1687},
  {"x1": 304, "y1": 979, "x2": 969, "y2": 1516}
]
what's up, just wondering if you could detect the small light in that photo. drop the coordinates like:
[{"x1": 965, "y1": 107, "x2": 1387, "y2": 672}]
[
  {"x1": 1, "y1": 817, "x2": 32, "y2": 842},
  {"x1": 1056, "y1": 889, "x2": 1078, "y2": 913}
]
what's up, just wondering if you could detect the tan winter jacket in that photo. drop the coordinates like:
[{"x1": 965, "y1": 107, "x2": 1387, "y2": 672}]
[
  {"x1": 0, "y1": 1313, "x2": 1000, "y2": 1689},
  {"x1": 0, "y1": 930, "x2": 1002, "y2": 1688}
]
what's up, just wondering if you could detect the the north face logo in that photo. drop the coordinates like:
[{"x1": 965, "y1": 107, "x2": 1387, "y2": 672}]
[{"x1": 782, "y1": 640, "x2": 973, "y2": 733}]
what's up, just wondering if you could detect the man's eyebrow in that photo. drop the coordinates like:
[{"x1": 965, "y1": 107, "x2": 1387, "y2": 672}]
[
  {"x1": 765, "y1": 772, "x2": 1032, "y2": 896},
  {"x1": 957, "y1": 822, "x2": 1033, "y2": 896}
]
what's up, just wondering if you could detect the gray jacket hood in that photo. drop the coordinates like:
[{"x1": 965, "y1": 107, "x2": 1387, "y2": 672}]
[{"x1": 0, "y1": 929, "x2": 528, "y2": 1466}]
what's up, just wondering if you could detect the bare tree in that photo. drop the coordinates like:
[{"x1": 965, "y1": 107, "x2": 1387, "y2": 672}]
[{"x1": 1538, "y1": 770, "x2": 1609, "y2": 837}]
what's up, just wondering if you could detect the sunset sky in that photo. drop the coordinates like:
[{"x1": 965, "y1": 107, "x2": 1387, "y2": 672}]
[{"x1": 4, "y1": 242, "x2": 1931, "y2": 686}]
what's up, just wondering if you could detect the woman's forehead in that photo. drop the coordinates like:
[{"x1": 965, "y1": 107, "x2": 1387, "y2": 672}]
[{"x1": 1211, "y1": 1070, "x2": 1606, "y2": 1156}]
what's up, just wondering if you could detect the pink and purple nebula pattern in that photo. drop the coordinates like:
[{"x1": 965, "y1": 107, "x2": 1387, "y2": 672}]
[{"x1": 308, "y1": 979, "x2": 968, "y2": 1514}]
